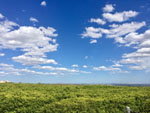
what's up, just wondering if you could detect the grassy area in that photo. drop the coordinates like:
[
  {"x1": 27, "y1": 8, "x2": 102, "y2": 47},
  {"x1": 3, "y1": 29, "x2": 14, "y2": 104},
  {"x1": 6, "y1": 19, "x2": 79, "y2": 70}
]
[{"x1": 0, "y1": 83, "x2": 150, "y2": 113}]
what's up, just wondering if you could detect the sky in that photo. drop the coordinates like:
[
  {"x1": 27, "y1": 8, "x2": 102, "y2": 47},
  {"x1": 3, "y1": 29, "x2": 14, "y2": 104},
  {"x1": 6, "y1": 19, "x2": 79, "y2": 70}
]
[{"x1": 0, "y1": 0, "x2": 150, "y2": 84}]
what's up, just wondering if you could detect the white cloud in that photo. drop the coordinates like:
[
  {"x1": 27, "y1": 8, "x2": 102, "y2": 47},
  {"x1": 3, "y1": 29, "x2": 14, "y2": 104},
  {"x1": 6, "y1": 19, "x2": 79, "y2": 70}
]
[
  {"x1": 121, "y1": 42, "x2": 150, "y2": 71},
  {"x1": 82, "y1": 22, "x2": 145, "y2": 44},
  {"x1": 82, "y1": 27, "x2": 102, "y2": 39},
  {"x1": 34, "y1": 65, "x2": 79, "y2": 73},
  {"x1": 80, "y1": 71, "x2": 91, "y2": 74},
  {"x1": 20, "y1": 68, "x2": 57, "y2": 75},
  {"x1": 0, "y1": 62, "x2": 90, "y2": 76},
  {"x1": 93, "y1": 66, "x2": 121, "y2": 71},
  {"x1": 30, "y1": 17, "x2": 39, "y2": 23},
  {"x1": 112, "y1": 63, "x2": 123, "y2": 67},
  {"x1": 82, "y1": 5, "x2": 145, "y2": 45},
  {"x1": 0, "y1": 63, "x2": 56, "y2": 76},
  {"x1": 105, "y1": 22, "x2": 146, "y2": 44},
  {"x1": 71, "y1": 64, "x2": 79, "y2": 68},
  {"x1": 123, "y1": 30, "x2": 150, "y2": 47},
  {"x1": 0, "y1": 63, "x2": 20, "y2": 75},
  {"x1": 34, "y1": 65, "x2": 91, "y2": 74},
  {"x1": 82, "y1": 4, "x2": 150, "y2": 73},
  {"x1": 5, "y1": 25, "x2": 55, "y2": 46},
  {"x1": 137, "y1": 48, "x2": 150, "y2": 53},
  {"x1": 0, "y1": 53, "x2": 5, "y2": 56},
  {"x1": 82, "y1": 4, "x2": 144, "y2": 45},
  {"x1": 103, "y1": 11, "x2": 138, "y2": 22},
  {"x1": 103, "y1": 4, "x2": 115, "y2": 13},
  {"x1": 107, "y1": 21, "x2": 146, "y2": 37},
  {"x1": 0, "y1": 13, "x2": 4, "y2": 19},
  {"x1": 0, "y1": 13, "x2": 92, "y2": 76},
  {"x1": 123, "y1": 53, "x2": 150, "y2": 58},
  {"x1": 83, "y1": 65, "x2": 87, "y2": 68},
  {"x1": 0, "y1": 20, "x2": 19, "y2": 33},
  {"x1": 122, "y1": 30, "x2": 150, "y2": 50},
  {"x1": 129, "y1": 65, "x2": 146, "y2": 70},
  {"x1": 93, "y1": 65, "x2": 128, "y2": 73},
  {"x1": 12, "y1": 55, "x2": 57, "y2": 65},
  {"x1": 41, "y1": 1, "x2": 46, "y2": 6},
  {"x1": 121, "y1": 58, "x2": 143, "y2": 64},
  {"x1": 116, "y1": 29, "x2": 150, "y2": 72},
  {"x1": 90, "y1": 18, "x2": 106, "y2": 25},
  {"x1": 90, "y1": 39, "x2": 97, "y2": 44},
  {"x1": 0, "y1": 18, "x2": 58, "y2": 66},
  {"x1": 140, "y1": 40, "x2": 150, "y2": 47},
  {"x1": 39, "y1": 26, "x2": 58, "y2": 37}
]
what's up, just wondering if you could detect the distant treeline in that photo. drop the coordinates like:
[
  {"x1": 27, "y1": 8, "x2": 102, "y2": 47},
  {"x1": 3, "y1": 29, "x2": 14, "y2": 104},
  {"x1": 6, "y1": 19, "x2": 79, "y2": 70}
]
[
  {"x1": 111, "y1": 83, "x2": 150, "y2": 86},
  {"x1": 0, "y1": 83, "x2": 150, "y2": 113}
]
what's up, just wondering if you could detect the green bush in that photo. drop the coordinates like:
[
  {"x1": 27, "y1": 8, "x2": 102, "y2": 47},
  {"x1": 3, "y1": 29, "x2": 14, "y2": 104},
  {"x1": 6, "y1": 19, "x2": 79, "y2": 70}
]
[{"x1": 0, "y1": 83, "x2": 150, "y2": 113}]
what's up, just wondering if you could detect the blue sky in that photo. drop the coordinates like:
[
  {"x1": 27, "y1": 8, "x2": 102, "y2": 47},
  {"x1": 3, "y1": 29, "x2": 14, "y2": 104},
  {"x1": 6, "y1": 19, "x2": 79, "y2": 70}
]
[{"x1": 0, "y1": 0, "x2": 150, "y2": 84}]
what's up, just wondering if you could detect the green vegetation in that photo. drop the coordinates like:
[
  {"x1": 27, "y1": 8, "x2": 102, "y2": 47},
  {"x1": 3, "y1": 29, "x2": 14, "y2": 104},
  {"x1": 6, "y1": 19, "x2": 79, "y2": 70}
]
[{"x1": 0, "y1": 83, "x2": 150, "y2": 113}]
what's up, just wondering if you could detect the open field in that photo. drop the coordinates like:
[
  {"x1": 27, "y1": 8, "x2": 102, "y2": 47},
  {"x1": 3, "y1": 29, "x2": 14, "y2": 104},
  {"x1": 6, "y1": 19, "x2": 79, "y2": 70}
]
[{"x1": 0, "y1": 83, "x2": 150, "y2": 113}]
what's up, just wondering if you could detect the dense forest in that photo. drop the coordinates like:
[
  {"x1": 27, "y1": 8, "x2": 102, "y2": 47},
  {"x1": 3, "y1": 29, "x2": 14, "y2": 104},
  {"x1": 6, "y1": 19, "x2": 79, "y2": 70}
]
[{"x1": 0, "y1": 83, "x2": 150, "y2": 113}]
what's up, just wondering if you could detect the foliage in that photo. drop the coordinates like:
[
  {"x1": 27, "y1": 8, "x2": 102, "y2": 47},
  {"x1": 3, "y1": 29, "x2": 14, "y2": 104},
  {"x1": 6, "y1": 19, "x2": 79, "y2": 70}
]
[{"x1": 0, "y1": 83, "x2": 150, "y2": 113}]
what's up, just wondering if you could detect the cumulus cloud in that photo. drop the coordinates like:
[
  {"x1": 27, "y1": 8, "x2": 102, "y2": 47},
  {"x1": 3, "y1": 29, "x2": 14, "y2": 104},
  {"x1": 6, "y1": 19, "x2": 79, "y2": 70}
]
[
  {"x1": 0, "y1": 25, "x2": 58, "y2": 51},
  {"x1": 119, "y1": 30, "x2": 150, "y2": 72},
  {"x1": 90, "y1": 18, "x2": 106, "y2": 25},
  {"x1": 82, "y1": 4, "x2": 144, "y2": 44},
  {"x1": 93, "y1": 65, "x2": 128, "y2": 73},
  {"x1": 103, "y1": 11, "x2": 138, "y2": 22},
  {"x1": 128, "y1": 65, "x2": 146, "y2": 70},
  {"x1": 103, "y1": 4, "x2": 115, "y2": 13},
  {"x1": 0, "y1": 63, "x2": 20, "y2": 76},
  {"x1": 123, "y1": 30, "x2": 149, "y2": 47},
  {"x1": 90, "y1": 39, "x2": 97, "y2": 44},
  {"x1": 34, "y1": 65, "x2": 91, "y2": 75},
  {"x1": 140, "y1": 40, "x2": 150, "y2": 47},
  {"x1": 0, "y1": 53, "x2": 5, "y2": 56},
  {"x1": 0, "y1": 17, "x2": 58, "y2": 66},
  {"x1": 30, "y1": 17, "x2": 39, "y2": 23},
  {"x1": 71, "y1": 64, "x2": 79, "y2": 68},
  {"x1": 0, "y1": 63, "x2": 56, "y2": 76},
  {"x1": 0, "y1": 62, "x2": 91, "y2": 76},
  {"x1": 20, "y1": 68, "x2": 57, "y2": 75},
  {"x1": 12, "y1": 55, "x2": 57, "y2": 65},
  {"x1": 121, "y1": 58, "x2": 143, "y2": 64},
  {"x1": 93, "y1": 66, "x2": 120, "y2": 71},
  {"x1": 83, "y1": 65, "x2": 87, "y2": 68},
  {"x1": 82, "y1": 22, "x2": 145, "y2": 44},
  {"x1": 83, "y1": 7, "x2": 146, "y2": 72},
  {"x1": 112, "y1": 63, "x2": 123, "y2": 67},
  {"x1": 0, "y1": 13, "x2": 4, "y2": 19},
  {"x1": 82, "y1": 4, "x2": 150, "y2": 73},
  {"x1": 106, "y1": 22, "x2": 146, "y2": 41},
  {"x1": 0, "y1": 20, "x2": 19, "y2": 33},
  {"x1": 80, "y1": 71, "x2": 91, "y2": 74},
  {"x1": 82, "y1": 27, "x2": 102, "y2": 39},
  {"x1": 34, "y1": 65, "x2": 78, "y2": 73},
  {"x1": 0, "y1": 13, "x2": 92, "y2": 76},
  {"x1": 41, "y1": 1, "x2": 46, "y2": 6}
]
